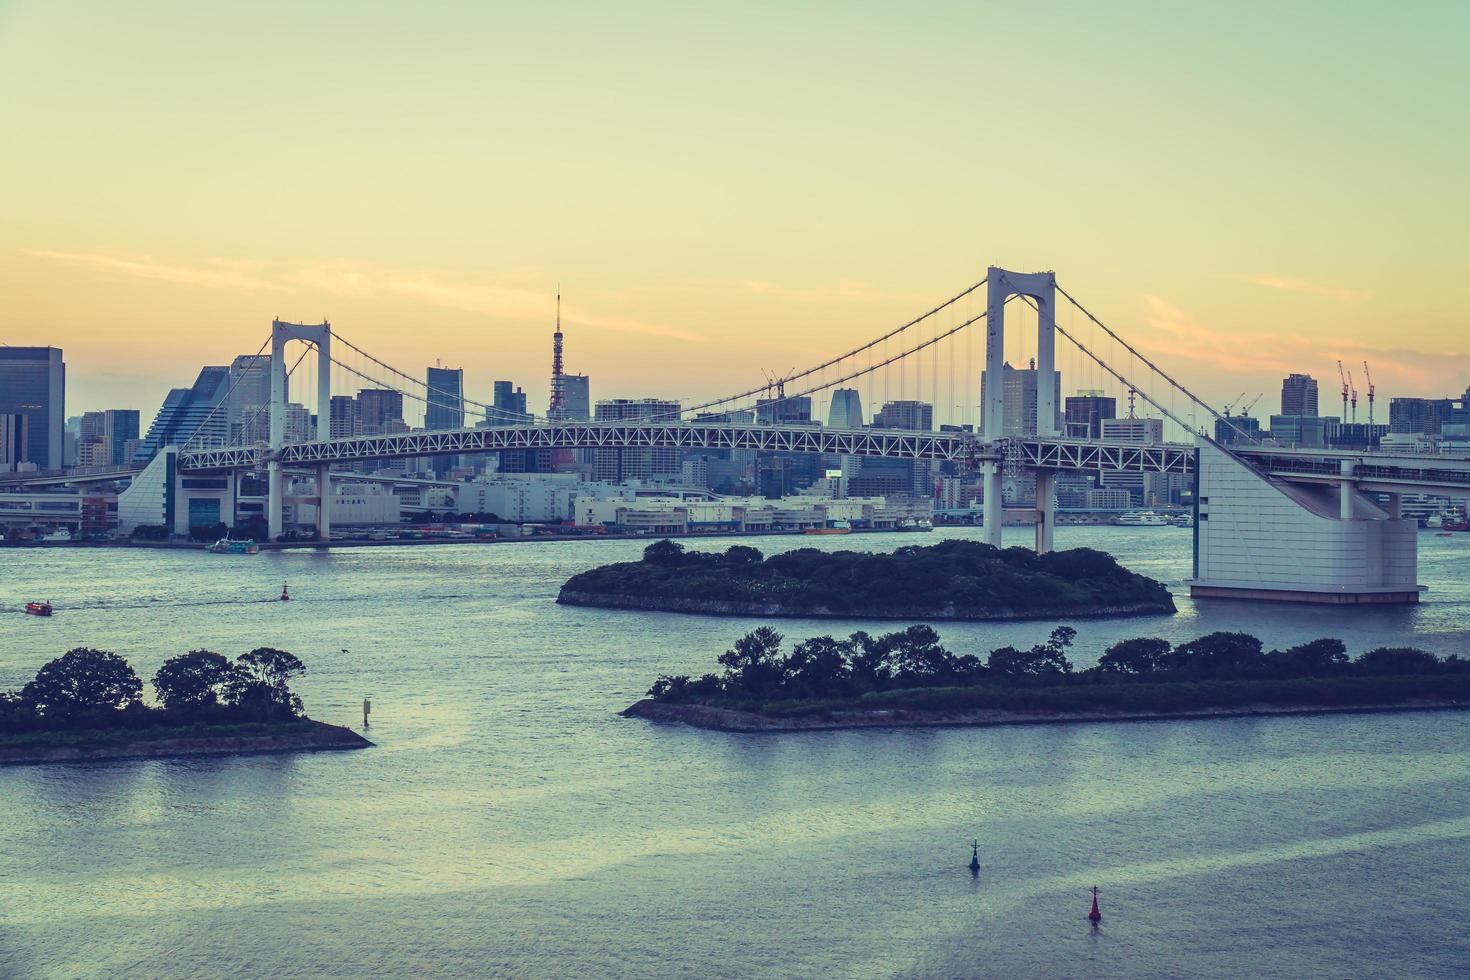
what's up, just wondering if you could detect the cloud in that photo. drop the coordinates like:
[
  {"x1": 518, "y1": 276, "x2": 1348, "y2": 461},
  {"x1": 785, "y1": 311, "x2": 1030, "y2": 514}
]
[
  {"x1": 1135, "y1": 294, "x2": 1470, "y2": 395},
  {"x1": 24, "y1": 248, "x2": 287, "y2": 293},
  {"x1": 1244, "y1": 274, "x2": 1370, "y2": 303}
]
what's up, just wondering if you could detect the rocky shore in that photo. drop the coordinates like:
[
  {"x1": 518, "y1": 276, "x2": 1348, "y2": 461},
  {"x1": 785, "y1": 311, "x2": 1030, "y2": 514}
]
[
  {"x1": 0, "y1": 720, "x2": 373, "y2": 766},
  {"x1": 622, "y1": 697, "x2": 1470, "y2": 733},
  {"x1": 558, "y1": 589, "x2": 1175, "y2": 620}
]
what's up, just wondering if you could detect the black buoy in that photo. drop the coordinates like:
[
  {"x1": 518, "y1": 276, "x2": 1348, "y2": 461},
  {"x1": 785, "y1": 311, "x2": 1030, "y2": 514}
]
[{"x1": 968, "y1": 839, "x2": 980, "y2": 874}]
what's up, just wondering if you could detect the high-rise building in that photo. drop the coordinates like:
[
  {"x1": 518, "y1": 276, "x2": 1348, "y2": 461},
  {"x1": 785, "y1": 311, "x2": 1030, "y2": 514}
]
[
  {"x1": 827, "y1": 389, "x2": 864, "y2": 429},
  {"x1": 1280, "y1": 373, "x2": 1319, "y2": 417},
  {"x1": 593, "y1": 399, "x2": 681, "y2": 481},
  {"x1": 1064, "y1": 391, "x2": 1116, "y2": 439},
  {"x1": 356, "y1": 389, "x2": 404, "y2": 434},
  {"x1": 873, "y1": 400, "x2": 934, "y2": 431},
  {"x1": 0, "y1": 347, "x2": 65, "y2": 470},
  {"x1": 980, "y1": 360, "x2": 1062, "y2": 436},
  {"x1": 329, "y1": 395, "x2": 359, "y2": 439},
  {"x1": 103, "y1": 409, "x2": 139, "y2": 466},
  {"x1": 1100, "y1": 416, "x2": 1166, "y2": 504},
  {"x1": 491, "y1": 381, "x2": 530, "y2": 422},
  {"x1": 227, "y1": 354, "x2": 272, "y2": 443},
  {"x1": 0, "y1": 413, "x2": 29, "y2": 471},
  {"x1": 755, "y1": 395, "x2": 813, "y2": 425},
  {"x1": 1389, "y1": 396, "x2": 1456, "y2": 436},
  {"x1": 134, "y1": 367, "x2": 231, "y2": 463},
  {"x1": 560, "y1": 375, "x2": 591, "y2": 421},
  {"x1": 426, "y1": 366, "x2": 465, "y2": 431}
]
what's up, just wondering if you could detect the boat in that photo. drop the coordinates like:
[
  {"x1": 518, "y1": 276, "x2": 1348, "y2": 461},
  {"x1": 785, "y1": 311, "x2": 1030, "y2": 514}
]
[
  {"x1": 895, "y1": 518, "x2": 934, "y2": 532},
  {"x1": 25, "y1": 601, "x2": 53, "y2": 617},
  {"x1": 805, "y1": 526, "x2": 853, "y2": 535},
  {"x1": 1168, "y1": 514, "x2": 1194, "y2": 528},
  {"x1": 208, "y1": 537, "x2": 260, "y2": 554},
  {"x1": 1443, "y1": 520, "x2": 1470, "y2": 533},
  {"x1": 40, "y1": 528, "x2": 72, "y2": 543},
  {"x1": 1116, "y1": 511, "x2": 1170, "y2": 527}
]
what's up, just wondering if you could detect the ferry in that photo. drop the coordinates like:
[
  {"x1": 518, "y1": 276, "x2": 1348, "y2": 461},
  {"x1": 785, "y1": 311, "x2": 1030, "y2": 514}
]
[
  {"x1": 805, "y1": 520, "x2": 853, "y2": 535},
  {"x1": 1169, "y1": 513, "x2": 1194, "y2": 528},
  {"x1": 25, "y1": 601, "x2": 53, "y2": 617},
  {"x1": 208, "y1": 537, "x2": 260, "y2": 554},
  {"x1": 895, "y1": 518, "x2": 934, "y2": 532},
  {"x1": 1116, "y1": 511, "x2": 1170, "y2": 527},
  {"x1": 40, "y1": 528, "x2": 73, "y2": 543}
]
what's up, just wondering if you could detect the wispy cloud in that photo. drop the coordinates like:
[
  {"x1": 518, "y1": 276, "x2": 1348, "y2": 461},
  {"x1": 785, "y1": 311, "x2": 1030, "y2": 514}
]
[
  {"x1": 24, "y1": 248, "x2": 287, "y2": 293},
  {"x1": 1138, "y1": 294, "x2": 1470, "y2": 393},
  {"x1": 1244, "y1": 274, "x2": 1370, "y2": 303}
]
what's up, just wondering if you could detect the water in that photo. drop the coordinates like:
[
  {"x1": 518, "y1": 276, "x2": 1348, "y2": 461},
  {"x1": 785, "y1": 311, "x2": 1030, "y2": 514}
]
[{"x1": 2, "y1": 527, "x2": 1468, "y2": 978}]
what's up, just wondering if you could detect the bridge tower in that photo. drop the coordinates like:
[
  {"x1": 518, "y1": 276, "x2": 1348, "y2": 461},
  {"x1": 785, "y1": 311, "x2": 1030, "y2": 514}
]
[
  {"x1": 267, "y1": 320, "x2": 333, "y2": 541},
  {"x1": 981, "y1": 268, "x2": 1060, "y2": 551}
]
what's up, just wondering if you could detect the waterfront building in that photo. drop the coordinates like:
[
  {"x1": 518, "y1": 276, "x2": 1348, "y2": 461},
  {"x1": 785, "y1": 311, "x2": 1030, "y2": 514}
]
[
  {"x1": 1269, "y1": 414, "x2": 1334, "y2": 449},
  {"x1": 0, "y1": 413, "x2": 28, "y2": 472},
  {"x1": 134, "y1": 366, "x2": 231, "y2": 463},
  {"x1": 426, "y1": 365, "x2": 465, "y2": 476},
  {"x1": 1099, "y1": 416, "x2": 1165, "y2": 505},
  {"x1": 0, "y1": 346, "x2": 65, "y2": 470},
  {"x1": 1280, "y1": 373, "x2": 1319, "y2": 417}
]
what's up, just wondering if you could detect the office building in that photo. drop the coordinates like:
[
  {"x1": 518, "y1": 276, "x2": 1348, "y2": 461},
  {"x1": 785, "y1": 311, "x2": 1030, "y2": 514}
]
[
  {"x1": 0, "y1": 346, "x2": 65, "y2": 470},
  {"x1": 426, "y1": 366, "x2": 465, "y2": 431},
  {"x1": 1099, "y1": 416, "x2": 1166, "y2": 505},
  {"x1": 1389, "y1": 396, "x2": 1456, "y2": 436},
  {"x1": 873, "y1": 400, "x2": 934, "y2": 431},
  {"x1": 593, "y1": 399, "x2": 681, "y2": 481},
  {"x1": 1280, "y1": 373, "x2": 1319, "y2": 417},
  {"x1": 826, "y1": 388, "x2": 864, "y2": 428},
  {"x1": 104, "y1": 409, "x2": 140, "y2": 466},
  {"x1": 329, "y1": 395, "x2": 359, "y2": 439},
  {"x1": 980, "y1": 359, "x2": 1062, "y2": 436},
  {"x1": 1064, "y1": 391, "x2": 1116, "y2": 439},
  {"x1": 357, "y1": 389, "x2": 404, "y2": 434},
  {"x1": 227, "y1": 354, "x2": 272, "y2": 442},
  {"x1": 0, "y1": 413, "x2": 29, "y2": 471},
  {"x1": 1269, "y1": 414, "x2": 1332, "y2": 449},
  {"x1": 1214, "y1": 415, "x2": 1262, "y2": 444},
  {"x1": 756, "y1": 395, "x2": 813, "y2": 425},
  {"x1": 134, "y1": 367, "x2": 231, "y2": 463},
  {"x1": 491, "y1": 381, "x2": 530, "y2": 422},
  {"x1": 560, "y1": 374, "x2": 591, "y2": 421}
]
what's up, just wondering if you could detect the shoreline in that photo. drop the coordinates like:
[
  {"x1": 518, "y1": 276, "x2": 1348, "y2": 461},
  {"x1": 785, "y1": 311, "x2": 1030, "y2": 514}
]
[
  {"x1": 622, "y1": 697, "x2": 1470, "y2": 733},
  {"x1": 558, "y1": 590, "x2": 1176, "y2": 621},
  {"x1": 0, "y1": 719, "x2": 373, "y2": 766}
]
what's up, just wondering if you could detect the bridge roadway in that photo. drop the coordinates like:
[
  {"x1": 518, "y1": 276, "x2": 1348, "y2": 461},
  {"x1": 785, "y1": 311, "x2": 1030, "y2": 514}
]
[{"x1": 172, "y1": 421, "x2": 1470, "y2": 494}]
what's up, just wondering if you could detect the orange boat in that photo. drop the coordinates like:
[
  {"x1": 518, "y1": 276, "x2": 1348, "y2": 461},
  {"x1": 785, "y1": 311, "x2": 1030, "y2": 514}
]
[{"x1": 25, "y1": 601, "x2": 53, "y2": 617}]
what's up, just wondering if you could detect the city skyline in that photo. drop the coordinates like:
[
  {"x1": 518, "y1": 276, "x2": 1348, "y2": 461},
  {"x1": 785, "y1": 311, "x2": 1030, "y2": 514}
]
[{"x1": 3, "y1": 3, "x2": 1468, "y2": 418}]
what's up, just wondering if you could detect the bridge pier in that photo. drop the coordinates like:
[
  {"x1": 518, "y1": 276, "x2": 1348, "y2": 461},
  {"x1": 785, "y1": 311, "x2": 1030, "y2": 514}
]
[
  {"x1": 1034, "y1": 471, "x2": 1056, "y2": 554},
  {"x1": 981, "y1": 461, "x2": 1003, "y2": 547},
  {"x1": 316, "y1": 464, "x2": 331, "y2": 541},
  {"x1": 267, "y1": 461, "x2": 283, "y2": 541}
]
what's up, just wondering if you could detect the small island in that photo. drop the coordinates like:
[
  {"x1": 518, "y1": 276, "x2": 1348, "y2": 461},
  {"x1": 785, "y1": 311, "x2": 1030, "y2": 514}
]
[
  {"x1": 1, "y1": 646, "x2": 371, "y2": 766},
  {"x1": 624, "y1": 625, "x2": 1470, "y2": 731},
  {"x1": 559, "y1": 539, "x2": 1176, "y2": 620}
]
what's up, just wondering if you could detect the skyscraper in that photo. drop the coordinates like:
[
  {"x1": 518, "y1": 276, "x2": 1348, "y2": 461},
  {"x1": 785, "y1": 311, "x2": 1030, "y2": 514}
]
[
  {"x1": 104, "y1": 409, "x2": 140, "y2": 466},
  {"x1": 873, "y1": 400, "x2": 934, "y2": 431},
  {"x1": 979, "y1": 360, "x2": 1063, "y2": 436},
  {"x1": 560, "y1": 374, "x2": 591, "y2": 421},
  {"x1": 227, "y1": 354, "x2": 272, "y2": 443},
  {"x1": 0, "y1": 346, "x2": 65, "y2": 470},
  {"x1": 1281, "y1": 373, "x2": 1319, "y2": 417},
  {"x1": 755, "y1": 396, "x2": 812, "y2": 424},
  {"x1": 134, "y1": 367, "x2": 231, "y2": 462},
  {"x1": 329, "y1": 395, "x2": 359, "y2": 438},
  {"x1": 826, "y1": 389, "x2": 864, "y2": 429},
  {"x1": 1064, "y1": 391, "x2": 1117, "y2": 439},
  {"x1": 0, "y1": 414, "x2": 29, "y2": 472},
  {"x1": 426, "y1": 366, "x2": 465, "y2": 431},
  {"x1": 593, "y1": 399, "x2": 681, "y2": 481},
  {"x1": 357, "y1": 389, "x2": 404, "y2": 434}
]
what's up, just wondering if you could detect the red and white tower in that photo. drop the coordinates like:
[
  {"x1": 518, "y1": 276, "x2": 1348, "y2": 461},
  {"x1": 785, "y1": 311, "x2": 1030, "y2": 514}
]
[{"x1": 549, "y1": 291, "x2": 567, "y2": 420}]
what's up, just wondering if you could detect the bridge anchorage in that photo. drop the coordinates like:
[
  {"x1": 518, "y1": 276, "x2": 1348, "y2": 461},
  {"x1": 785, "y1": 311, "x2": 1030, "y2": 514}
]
[{"x1": 157, "y1": 266, "x2": 1470, "y2": 604}]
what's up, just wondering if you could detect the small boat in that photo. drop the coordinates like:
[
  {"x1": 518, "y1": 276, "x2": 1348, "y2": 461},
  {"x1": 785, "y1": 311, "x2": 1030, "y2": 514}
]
[
  {"x1": 1116, "y1": 511, "x2": 1169, "y2": 527},
  {"x1": 208, "y1": 537, "x2": 259, "y2": 554},
  {"x1": 895, "y1": 518, "x2": 934, "y2": 532},
  {"x1": 1443, "y1": 520, "x2": 1470, "y2": 533},
  {"x1": 25, "y1": 601, "x2": 53, "y2": 617},
  {"x1": 40, "y1": 528, "x2": 73, "y2": 543},
  {"x1": 1169, "y1": 513, "x2": 1194, "y2": 528}
]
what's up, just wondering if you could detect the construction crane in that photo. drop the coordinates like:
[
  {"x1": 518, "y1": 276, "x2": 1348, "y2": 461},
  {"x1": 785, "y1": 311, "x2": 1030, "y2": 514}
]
[
  {"x1": 1240, "y1": 392, "x2": 1264, "y2": 415},
  {"x1": 1336, "y1": 360, "x2": 1350, "y2": 419},
  {"x1": 1222, "y1": 391, "x2": 1247, "y2": 416},
  {"x1": 1348, "y1": 370, "x2": 1359, "y2": 424},
  {"x1": 1363, "y1": 361, "x2": 1376, "y2": 426}
]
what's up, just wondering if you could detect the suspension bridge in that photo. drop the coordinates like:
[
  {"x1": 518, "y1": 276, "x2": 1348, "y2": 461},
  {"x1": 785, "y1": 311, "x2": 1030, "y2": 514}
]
[{"x1": 27, "y1": 265, "x2": 1470, "y2": 603}]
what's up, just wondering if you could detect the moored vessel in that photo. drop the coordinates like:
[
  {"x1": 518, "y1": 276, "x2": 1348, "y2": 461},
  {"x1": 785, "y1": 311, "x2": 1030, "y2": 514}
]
[{"x1": 25, "y1": 601, "x2": 53, "y2": 617}]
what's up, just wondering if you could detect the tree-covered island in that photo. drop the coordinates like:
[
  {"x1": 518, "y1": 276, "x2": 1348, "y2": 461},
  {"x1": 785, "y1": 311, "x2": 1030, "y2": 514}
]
[
  {"x1": 0, "y1": 647, "x2": 370, "y2": 765},
  {"x1": 625, "y1": 626, "x2": 1470, "y2": 731},
  {"x1": 559, "y1": 539, "x2": 1176, "y2": 620}
]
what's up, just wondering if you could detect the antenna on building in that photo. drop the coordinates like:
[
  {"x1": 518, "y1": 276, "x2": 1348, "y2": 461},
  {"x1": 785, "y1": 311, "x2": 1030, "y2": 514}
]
[{"x1": 1127, "y1": 388, "x2": 1137, "y2": 418}]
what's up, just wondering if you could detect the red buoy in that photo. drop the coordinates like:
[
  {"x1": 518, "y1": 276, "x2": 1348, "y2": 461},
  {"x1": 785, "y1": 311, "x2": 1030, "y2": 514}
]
[
  {"x1": 280, "y1": 581, "x2": 291, "y2": 602},
  {"x1": 1088, "y1": 886, "x2": 1102, "y2": 923}
]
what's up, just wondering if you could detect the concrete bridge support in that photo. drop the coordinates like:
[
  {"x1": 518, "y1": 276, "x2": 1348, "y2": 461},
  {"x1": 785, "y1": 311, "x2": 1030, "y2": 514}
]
[
  {"x1": 1034, "y1": 471, "x2": 1056, "y2": 554},
  {"x1": 265, "y1": 319, "x2": 332, "y2": 540},
  {"x1": 981, "y1": 460, "x2": 1003, "y2": 547},
  {"x1": 316, "y1": 464, "x2": 332, "y2": 540}
]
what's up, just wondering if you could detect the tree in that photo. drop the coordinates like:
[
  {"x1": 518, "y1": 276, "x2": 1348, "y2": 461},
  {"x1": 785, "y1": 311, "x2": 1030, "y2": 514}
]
[
  {"x1": 152, "y1": 650, "x2": 242, "y2": 711},
  {"x1": 643, "y1": 539, "x2": 686, "y2": 564},
  {"x1": 1355, "y1": 647, "x2": 1441, "y2": 675},
  {"x1": 21, "y1": 648, "x2": 143, "y2": 719},
  {"x1": 1270, "y1": 638, "x2": 1348, "y2": 677},
  {"x1": 717, "y1": 627, "x2": 785, "y2": 697},
  {"x1": 1098, "y1": 638, "x2": 1172, "y2": 675},
  {"x1": 227, "y1": 647, "x2": 307, "y2": 719},
  {"x1": 988, "y1": 629, "x2": 1075, "y2": 677},
  {"x1": 883, "y1": 626, "x2": 957, "y2": 685},
  {"x1": 783, "y1": 636, "x2": 854, "y2": 697},
  {"x1": 1169, "y1": 632, "x2": 1265, "y2": 675},
  {"x1": 723, "y1": 545, "x2": 763, "y2": 565}
]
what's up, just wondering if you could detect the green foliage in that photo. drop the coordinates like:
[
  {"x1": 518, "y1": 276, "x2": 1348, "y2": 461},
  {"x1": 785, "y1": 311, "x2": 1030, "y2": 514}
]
[
  {"x1": 1098, "y1": 637, "x2": 1172, "y2": 674},
  {"x1": 21, "y1": 648, "x2": 143, "y2": 718},
  {"x1": 716, "y1": 626, "x2": 786, "y2": 698},
  {"x1": 229, "y1": 648, "x2": 307, "y2": 719},
  {"x1": 564, "y1": 539, "x2": 1176, "y2": 618},
  {"x1": 189, "y1": 521, "x2": 229, "y2": 543},
  {"x1": 152, "y1": 650, "x2": 242, "y2": 711},
  {"x1": 1169, "y1": 632, "x2": 1266, "y2": 675},
  {"x1": 1355, "y1": 647, "x2": 1441, "y2": 675},
  {"x1": 130, "y1": 524, "x2": 169, "y2": 541},
  {"x1": 987, "y1": 627, "x2": 1076, "y2": 677}
]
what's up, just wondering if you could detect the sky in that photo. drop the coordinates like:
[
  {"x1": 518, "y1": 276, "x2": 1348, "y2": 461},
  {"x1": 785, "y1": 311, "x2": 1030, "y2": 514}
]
[{"x1": 2, "y1": 0, "x2": 1467, "y2": 429}]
